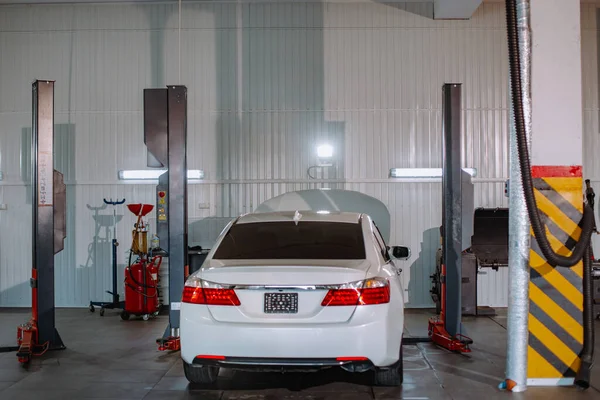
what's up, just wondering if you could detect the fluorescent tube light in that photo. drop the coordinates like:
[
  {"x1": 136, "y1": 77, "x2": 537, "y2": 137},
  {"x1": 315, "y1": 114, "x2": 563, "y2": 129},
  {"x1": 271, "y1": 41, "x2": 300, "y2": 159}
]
[
  {"x1": 389, "y1": 168, "x2": 477, "y2": 178},
  {"x1": 118, "y1": 169, "x2": 205, "y2": 180},
  {"x1": 187, "y1": 170, "x2": 204, "y2": 180}
]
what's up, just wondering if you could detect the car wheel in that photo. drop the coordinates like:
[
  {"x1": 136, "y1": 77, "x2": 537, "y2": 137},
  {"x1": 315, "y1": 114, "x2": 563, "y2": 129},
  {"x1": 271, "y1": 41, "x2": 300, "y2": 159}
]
[
  {"x1": 374, "y1": 344, "x2": 403, "y2": 387},
  {"x1": 183, "y1": 360, "x2": 219, "y2": 385}
]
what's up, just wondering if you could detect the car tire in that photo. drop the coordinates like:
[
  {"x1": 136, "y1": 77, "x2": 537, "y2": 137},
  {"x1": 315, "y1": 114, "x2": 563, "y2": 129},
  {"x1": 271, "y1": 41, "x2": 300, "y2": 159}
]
[
  {"x1": 374, "y1": 344, "x2": 403, "y2": 387},
  {"x1": 183, "y1": 361, "x2": 219, "y2": 385}
]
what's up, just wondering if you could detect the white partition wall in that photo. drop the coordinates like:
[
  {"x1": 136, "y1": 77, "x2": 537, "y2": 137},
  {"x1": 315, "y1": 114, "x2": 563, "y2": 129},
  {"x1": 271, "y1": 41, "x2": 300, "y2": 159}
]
[{"x1": 1, "y1": 1, "x2": 600, "y2": 308}]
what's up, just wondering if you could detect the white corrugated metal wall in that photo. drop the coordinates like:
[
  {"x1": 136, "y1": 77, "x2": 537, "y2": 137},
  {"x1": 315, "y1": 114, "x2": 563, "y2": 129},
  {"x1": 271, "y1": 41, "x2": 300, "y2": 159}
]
[{"x1": 0, "y1": 0, "x2": 598, "y2": 308}]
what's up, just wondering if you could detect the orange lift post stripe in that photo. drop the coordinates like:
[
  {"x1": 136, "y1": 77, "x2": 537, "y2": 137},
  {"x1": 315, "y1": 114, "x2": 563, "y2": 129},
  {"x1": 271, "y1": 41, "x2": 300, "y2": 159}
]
[
  {"x1": 529, "y1": 283, "x2": 583, "y2": 344},
  {"x1": 529, "y1": 180, "x2": 584, "y2": 279},
  {"x1": 529, "y1": 252, "x2": 583, "y2": 311},
  {"x1": 542, "y1": 177, "x2": 585, "y2": 212},
  {"x1": 528, "y1": 346, "x2": 563, "y2": 378},
  {"x1": 528, "y1": 170, "x2": 583, "y2": 381},
  {"x1": 533, "y1": 190, "x2": 581, "y2": 239},
  {"x1": 529, "y1": 315, "x2": 581, "y2": 370}
]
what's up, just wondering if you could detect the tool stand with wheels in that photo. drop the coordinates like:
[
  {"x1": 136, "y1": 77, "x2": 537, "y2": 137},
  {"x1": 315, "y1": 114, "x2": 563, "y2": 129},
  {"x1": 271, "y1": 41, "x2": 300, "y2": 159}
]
[
  {"x1": 89, "y1": 198, "x2": 126, "y2": 316},
  {"x1": 120, "y1": 203, "x2": 161, "y2": 321}
]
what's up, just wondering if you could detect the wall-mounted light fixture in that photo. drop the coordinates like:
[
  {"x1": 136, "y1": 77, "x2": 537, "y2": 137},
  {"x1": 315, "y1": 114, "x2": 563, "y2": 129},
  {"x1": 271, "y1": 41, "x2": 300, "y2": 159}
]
[
  {"x1": 389, "y1": 168, "x2": 477, "y2": 178},
  {"x1": 118, "y1": 169, "x2": 205, "y2": 181},
  {"x1": 308, "y1": 144, "x2": 337, "y2": 179},
  {"x1": 317, "y1": 144, "x2": 333, "y2": 159},
  {"x1": 316, "y1": 144, "x2": 334, "y2": 167}
]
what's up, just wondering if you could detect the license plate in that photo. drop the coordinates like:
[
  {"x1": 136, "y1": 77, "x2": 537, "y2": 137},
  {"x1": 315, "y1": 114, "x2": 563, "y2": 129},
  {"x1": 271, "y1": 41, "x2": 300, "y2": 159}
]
[{"x1": 264, "y1": 292, "x2": 298, "y2": 314}]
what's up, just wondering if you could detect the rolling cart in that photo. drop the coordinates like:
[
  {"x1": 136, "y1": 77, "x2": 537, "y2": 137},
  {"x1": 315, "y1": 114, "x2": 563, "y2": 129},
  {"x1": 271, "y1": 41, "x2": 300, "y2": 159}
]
[
  {"x1": 120, "y1": 203, "x2": 162, "y2": 321},
  {"x1": 89, "y1": 198, "x2": 126, "y2": 316}
]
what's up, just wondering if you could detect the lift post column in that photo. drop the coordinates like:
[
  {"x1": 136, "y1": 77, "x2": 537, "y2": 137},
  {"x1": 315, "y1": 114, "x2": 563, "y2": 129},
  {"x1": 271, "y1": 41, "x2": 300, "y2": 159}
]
[
  {"x1": 144, "y1": 85, "x2": 188, "y2": 351},
  {"x1": 524, "y1": 0, "x2": 585, "y2": 387},
  {"x1": 427, "y1": 83, "x2": 472, "y2": 353},
  {"x1": 34, "y1": 80, "x2": 65, "y2": 350},
  {"x1": 163, "y1": 85, "x2": 188, "y2": 342},
  {"x1": 442, "y1": 83, "x2": 463, "y2": 338},
  {"x1": 16, "y1": 80, "x2": 67, "y2": 363}
]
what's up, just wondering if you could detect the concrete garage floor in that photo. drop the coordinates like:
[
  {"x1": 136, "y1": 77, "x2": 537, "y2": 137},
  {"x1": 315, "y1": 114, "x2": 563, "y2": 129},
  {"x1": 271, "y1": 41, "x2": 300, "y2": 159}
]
[{"x1": 1, "y1": 309, "x2": 600, "y2": 399}]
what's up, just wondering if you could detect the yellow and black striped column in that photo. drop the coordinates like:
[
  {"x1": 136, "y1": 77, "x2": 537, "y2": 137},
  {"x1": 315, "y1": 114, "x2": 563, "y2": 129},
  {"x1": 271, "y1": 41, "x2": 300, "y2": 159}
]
[{"x1": 527, "y1": 166, "x2": 584, "y2": 386}]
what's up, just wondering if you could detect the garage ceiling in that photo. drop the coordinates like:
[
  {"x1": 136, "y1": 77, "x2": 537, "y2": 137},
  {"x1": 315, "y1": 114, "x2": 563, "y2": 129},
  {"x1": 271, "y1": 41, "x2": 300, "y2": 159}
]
[
  {"x1": 0, "y1": 0, "x2": 493, "y2": 20},
  {"x1": 435, "y1": 0, "x2": 483, "y2": 19}
]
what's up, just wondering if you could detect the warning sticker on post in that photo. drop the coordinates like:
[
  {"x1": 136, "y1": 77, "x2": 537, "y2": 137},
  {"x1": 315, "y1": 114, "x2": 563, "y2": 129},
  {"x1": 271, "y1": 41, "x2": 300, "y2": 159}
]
[
  {"x1": 38, "y1": 151, "x2": 53, "y2": 207},
  {"x1": 171, "y1": 302, "x2": 181, "y2": 311}
]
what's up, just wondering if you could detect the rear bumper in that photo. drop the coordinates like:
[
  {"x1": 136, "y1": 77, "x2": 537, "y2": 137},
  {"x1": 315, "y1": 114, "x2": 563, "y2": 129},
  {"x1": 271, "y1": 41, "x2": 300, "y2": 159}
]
[
  {"x1": 192, "y1": 356, "x2": 374, "y2": 372},
  {"x1": 180, "y1": 302, "x2": 403, "y2": 368}
]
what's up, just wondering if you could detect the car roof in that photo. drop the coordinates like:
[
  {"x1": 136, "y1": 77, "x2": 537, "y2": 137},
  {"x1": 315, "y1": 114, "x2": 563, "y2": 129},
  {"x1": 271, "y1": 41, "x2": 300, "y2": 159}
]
[{"x1": 235, "y1": 211, "x2": 364, "y2": 225}]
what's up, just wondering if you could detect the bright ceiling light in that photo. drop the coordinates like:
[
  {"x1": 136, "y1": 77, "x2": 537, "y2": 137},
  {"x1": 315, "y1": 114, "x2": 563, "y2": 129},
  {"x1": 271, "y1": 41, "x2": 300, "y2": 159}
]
[
  {"x1": 389, "y1": 168, "x2": 477, "y2": 178},
  {"x1": 118, "y1": 169, "x2": 205, "y2": 180},
  {"x1": 316, "y1": 144, "x2": 334, "y2": 159},
  {"x1": 316, "y1": 210, "x2": 331, "y2": 214}
]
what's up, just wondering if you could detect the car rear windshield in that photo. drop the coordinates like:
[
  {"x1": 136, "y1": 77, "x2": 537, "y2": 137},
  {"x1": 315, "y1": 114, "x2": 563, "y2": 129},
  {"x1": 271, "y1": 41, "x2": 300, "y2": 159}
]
[{"x1": 212, "y1": 221, "x2": 366, "y2": 260}]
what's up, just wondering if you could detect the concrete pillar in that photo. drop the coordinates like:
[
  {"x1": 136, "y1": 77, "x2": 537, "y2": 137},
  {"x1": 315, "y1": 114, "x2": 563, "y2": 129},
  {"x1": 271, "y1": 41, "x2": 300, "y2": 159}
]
[
  {"x1": 526, "y1": 0, "x2": 585, "y2": 387},
  {"x1": 531, "y1": 0, "x2": 583, "y2": 166}
]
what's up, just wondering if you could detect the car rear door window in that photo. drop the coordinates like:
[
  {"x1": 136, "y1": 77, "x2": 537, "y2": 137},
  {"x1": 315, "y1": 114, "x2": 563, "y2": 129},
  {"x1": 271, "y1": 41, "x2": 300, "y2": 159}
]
[
  {"x1": 373, "y1": 224, "x2": 391, "y2": 262},
  {"x1": 213, "y1": 221, "x2": 366, "y2": 260}
]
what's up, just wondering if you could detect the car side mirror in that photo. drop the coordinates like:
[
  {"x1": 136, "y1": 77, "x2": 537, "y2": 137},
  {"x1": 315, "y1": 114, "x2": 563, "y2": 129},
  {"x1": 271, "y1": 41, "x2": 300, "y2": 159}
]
[{"x1": 391, "y1": 246, "x2": 411, "y2": 260}]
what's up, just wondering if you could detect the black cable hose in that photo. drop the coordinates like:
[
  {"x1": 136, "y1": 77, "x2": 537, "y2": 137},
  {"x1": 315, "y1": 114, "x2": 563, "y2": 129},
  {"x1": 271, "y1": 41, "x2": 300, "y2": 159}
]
[
  {"x1": 505, "y1": 0, "x2": 594, "y2": 268},
  {"x1": 505, "y1": 0, "x2": 593, "y2": 389},
  {"x1": 576, "y1": 245, "x2": 594, "y2": 389}
]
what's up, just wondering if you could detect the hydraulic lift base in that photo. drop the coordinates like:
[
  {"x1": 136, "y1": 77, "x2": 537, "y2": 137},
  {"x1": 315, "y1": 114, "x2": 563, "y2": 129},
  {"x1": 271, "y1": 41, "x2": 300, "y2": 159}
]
[
  {"x1": 157, "y1": 337, "x2": 180, "y2": 352},
  {"x1": 16, "y1": 322, "x2": 64, "y2": 364},
  {"x1": 428, "y1": 317, "x2": 473, "y2": 353}
]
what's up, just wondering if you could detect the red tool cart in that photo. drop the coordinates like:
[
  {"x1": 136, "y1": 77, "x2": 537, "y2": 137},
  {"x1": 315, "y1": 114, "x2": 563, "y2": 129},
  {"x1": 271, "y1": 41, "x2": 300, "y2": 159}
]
[{"x1": 120, "y1": 203, "x2": 163, "y2": 321}]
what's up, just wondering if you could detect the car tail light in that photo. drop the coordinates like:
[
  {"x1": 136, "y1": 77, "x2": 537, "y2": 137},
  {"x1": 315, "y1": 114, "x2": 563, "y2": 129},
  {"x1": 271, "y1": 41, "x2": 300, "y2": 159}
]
[
  {"x1": 321, "y1": 278, "x2": 390, "y2": 306},
  {"x1": 336, "y1": 357, "x2": 369, "y2": 362},
  {"x1": 195, "y1": 355, "x2": 226, "y2": 360},
  {"x1": 182, "y1": 277, "x2": 240, "y2": 306}
]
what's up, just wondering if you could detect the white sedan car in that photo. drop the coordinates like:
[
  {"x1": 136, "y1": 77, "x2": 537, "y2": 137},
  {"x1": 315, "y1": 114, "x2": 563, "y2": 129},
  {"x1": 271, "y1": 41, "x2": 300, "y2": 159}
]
[{"x1": 180, "y1": 211, "x2": 410, "y2": 386}]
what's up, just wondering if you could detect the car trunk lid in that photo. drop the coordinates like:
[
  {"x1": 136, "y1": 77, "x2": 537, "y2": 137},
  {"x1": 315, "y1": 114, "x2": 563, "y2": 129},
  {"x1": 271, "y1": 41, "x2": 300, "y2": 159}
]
[{"x1": 199, "y1": 259, "x2": 371, "y2": 324}]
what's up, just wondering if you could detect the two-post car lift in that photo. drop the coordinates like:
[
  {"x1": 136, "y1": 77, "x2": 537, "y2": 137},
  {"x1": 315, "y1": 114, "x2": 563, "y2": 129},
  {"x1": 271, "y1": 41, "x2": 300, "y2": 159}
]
[
  {"x1": 427, "y1": 84, "x2": 473, "y2": 353},
  {"x1": 143, "y1": 86, "x2": 189, "y2": 352},
  {"x1": 140, "y1": 83, "x2": 471, "y2": 354},
  {"x1": 9, "y1": 81, "x2": 67, "y2": 363}
]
